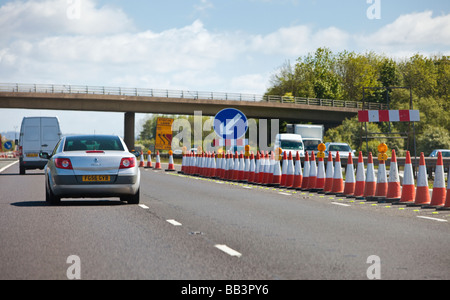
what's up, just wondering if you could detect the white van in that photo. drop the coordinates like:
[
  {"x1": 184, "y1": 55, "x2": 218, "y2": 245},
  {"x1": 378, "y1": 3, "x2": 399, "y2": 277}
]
[
  {"x1": 274, "y1": 134, "x2": 305, "y2": 158},
  {"x1": 19, "y1": 117, "x2": 62, "y2": 174}
]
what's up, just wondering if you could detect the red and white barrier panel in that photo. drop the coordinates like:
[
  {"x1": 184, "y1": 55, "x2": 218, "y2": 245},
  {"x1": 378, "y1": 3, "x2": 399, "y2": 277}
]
[{"x1": 358, "y1": 110, "x2": 420, "y2": 123}]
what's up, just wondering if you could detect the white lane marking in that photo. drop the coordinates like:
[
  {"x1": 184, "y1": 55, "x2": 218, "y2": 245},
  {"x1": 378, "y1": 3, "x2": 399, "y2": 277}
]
[
  {"x1": 331, "y1": 202, "x2": 351, "y2": 207},
  {"x1": 417, "y1": 216, "x2": 447, "y2": 222},
  {"x1": 138, "y1": 204, "x2": 149, "y2": 209},
  {"x1": 166, "y1": 219, "x2": 182, "y2": 226},
  {"x1": 278, "y1": 192, "x2": 291, "y2": 196},
  {"x1": 0, "y1": 160, "x2": 19, "y2": 173},
  {"x1": 214, "y1": 244, "x2": 242, "y2": 258}
]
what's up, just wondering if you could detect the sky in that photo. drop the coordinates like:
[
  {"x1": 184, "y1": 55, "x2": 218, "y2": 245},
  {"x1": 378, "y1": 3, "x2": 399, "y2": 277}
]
[{"x1": 1, "y1": 0, "x2": 449, "y2": 138}]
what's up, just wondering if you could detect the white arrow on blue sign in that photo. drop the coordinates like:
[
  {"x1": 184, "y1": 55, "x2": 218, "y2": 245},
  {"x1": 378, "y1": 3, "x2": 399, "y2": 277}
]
[{"x1": 213, "y1": 108, "x2": 248, "y2": 140}]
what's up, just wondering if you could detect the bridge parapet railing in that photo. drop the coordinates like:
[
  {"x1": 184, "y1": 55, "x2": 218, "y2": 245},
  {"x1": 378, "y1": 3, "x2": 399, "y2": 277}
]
[{"x1": 0, "y1": 83, "x2": 386, "y2": 110}]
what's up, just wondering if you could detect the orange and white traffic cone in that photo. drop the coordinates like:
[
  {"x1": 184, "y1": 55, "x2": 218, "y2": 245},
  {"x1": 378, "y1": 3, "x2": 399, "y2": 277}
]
[
  {"x1": 409, "y1": 152, "x2": 431, "y2": 207},
  {"x1": 165, "y1": 151, "x2": 176, "y2": 172},
  {"x1": 154, "y1": 151, "x2": 162, "y2": 170},
  {"x1": 271, "y1": 153, "x2": 282, "y2": 186},
  {"x1": 397, "y1": 151, "x2": 415, "y2": 205},
  {"x1": 343, "y1": 152, "x2": 355, "y2": 197},
  {"x1": 323, "y1": 152, "x2": 334, "y2": 194},
  {"x1": 262, "y1": 152, "x2": 270, "y2": 185},
  {"x1": 266, "y1": 151, "x2": 275, "y2": 185},
  {"x1": 364, "y1": 152, "x2": 376, "y2": 199},
  {"x1": 253, "y1": 152, "x2": 261, "y2": 184},
  {"x1": 146, "y1": 151, "x2": 153, "y2": 169},
  {"x1": 248, "y1": 152, "x2": 256, "y2": 183},
  {"x1": 354, "y1": 151, "x2": 365, "y2": 199},
  {"x1": 238, "y1": 152, "x2": 245, "y2": 182},
  {"x1": 374, "y1": 157, "x2": 388, "y2": 200},
  {"x1": 301, "y1": 152, "x2": 310, "y2": 190},
  {"x1": 244, "y1": 152, "x2": 250, "y2": 181},
  {"x1": 385, "y1": 149, "x2": 401, "y2": 202},
  {"x1": 285, "y1": 152, "x2": 295, "y2": 188},
  {"x1": 139, "y1": 151, "x2": 145, "y2": 167},
  {"x1": 315, "y1": 153, "x2": 326, "y2": 191},
  {"x1": 425, "y1": 151, "x2": 446, "y2": 208},
  {"x1": 292, "y1": 151, "x2": 303, "y2": 190},
  {"x1": 280, "y1": 152, "x2": 288, "y2": 187},
  {"x1": 232, "y1": 151, "x2": 239, "y2": 181},
  {"x1": 331, "y1": 152, "x2": 344, "y2": 194},
  {"x1": 308, "y1": 152, "x2": 317, "y2": 190}
]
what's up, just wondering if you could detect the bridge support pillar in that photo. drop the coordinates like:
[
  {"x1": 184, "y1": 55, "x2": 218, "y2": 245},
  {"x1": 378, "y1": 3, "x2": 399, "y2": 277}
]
[{"x1": 124, "y1": 112, "x2": 135, "y2": 151}]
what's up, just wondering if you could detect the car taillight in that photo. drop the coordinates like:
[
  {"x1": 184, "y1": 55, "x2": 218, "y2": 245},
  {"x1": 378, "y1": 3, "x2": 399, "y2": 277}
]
[
  {"x1": 120, "y1": 157, "x2": 136, "y2": 169},
  {"x1": 55, "y1": 158, "x2": 73, "y2": 170}
]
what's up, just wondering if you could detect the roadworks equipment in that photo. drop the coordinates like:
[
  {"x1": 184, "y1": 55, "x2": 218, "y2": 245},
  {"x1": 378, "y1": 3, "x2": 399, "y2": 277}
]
[
  {"x1": 292, "y1": 151, "x2": 303, "y2": 189},
  {"x1": 154, "y1": 151, "x2": 162, "y2": 170},
  {"x1": 307, "y1": 152, "x2": 317, "y2": 190},
  {"x1": 354, "y1": 151, "x2": 365, "y2": 199},
  {"x1": 331, "y1": 151, "x2": 344, "y2": 194},
  {"x1": 343, "y1": 152, "x2": 355, "y2": 197},
  {"x1": 397, "y1": 151, "x2": 415, "y2": 205},
  {"x1": 385, "y1": 149, "x2": 401, "y2": 202},
  {"x1": 323, "y1": 152, "x2": 334, "y2": 193},
  {"x1": 302, "y1": 152, "x2": 310, "y2": 190},
  {"x1": 409, "y1": 152, "x2": 431, "y2": 207},
  {"x1": 364, "y1": 152, "x2": 376, "y2": 199},
  {"x1": 425, "y1": 151, "x2": 446, "y2": 208}
]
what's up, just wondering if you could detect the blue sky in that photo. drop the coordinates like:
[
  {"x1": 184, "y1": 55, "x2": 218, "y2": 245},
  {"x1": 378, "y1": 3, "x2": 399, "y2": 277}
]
[{"x1": 1, "y1": 0, "x2": 449, "y2": 137}]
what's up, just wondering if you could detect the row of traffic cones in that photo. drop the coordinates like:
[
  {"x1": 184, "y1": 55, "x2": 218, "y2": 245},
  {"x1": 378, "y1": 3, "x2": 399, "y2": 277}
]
[
  {"x1": 177, "y1": 148, "x2": 450, "y2": 210},
  {"x1": 138, "y1": 150, "x2": 176, "y2": 172}
]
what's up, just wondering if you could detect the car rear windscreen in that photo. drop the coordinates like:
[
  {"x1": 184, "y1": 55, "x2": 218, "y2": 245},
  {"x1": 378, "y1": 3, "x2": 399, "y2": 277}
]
[{"x1": 64, "y1": 136, "x2": 124, "y2": 151}]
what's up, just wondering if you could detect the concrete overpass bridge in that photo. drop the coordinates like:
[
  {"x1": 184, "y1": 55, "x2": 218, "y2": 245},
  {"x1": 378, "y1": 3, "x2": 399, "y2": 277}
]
[{"x1": 0, "y1": 83, "x2": 384, "y2": 150}]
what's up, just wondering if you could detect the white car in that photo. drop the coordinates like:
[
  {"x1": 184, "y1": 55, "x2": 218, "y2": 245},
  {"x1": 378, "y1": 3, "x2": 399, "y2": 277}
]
[
  {"x1": 324, "y1": 142, "x2": 354, "y2": 158},
  {"x1": 40, "y1": 135, "x2": 140, "y2": 205}
]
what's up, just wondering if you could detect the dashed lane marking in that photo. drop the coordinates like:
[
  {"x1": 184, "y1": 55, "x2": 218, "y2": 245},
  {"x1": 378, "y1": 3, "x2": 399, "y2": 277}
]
[
  {"x1": 214, "y1": 244, "x2": 242, "y2": 258},
  {"x1": 166, "y1": 219, "x2": 183, "y2": 226}
]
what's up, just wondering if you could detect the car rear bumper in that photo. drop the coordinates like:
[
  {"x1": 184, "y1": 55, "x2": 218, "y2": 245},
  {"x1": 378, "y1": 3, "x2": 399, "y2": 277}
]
[{"x1": 51, "y1": 175, "x2": 140, "y2": 198}]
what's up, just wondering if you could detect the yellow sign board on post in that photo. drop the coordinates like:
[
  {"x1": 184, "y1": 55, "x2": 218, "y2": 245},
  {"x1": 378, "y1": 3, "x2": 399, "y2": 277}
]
[{"x1": 155, "y1": 118, "x2": 174, "y2": 151}]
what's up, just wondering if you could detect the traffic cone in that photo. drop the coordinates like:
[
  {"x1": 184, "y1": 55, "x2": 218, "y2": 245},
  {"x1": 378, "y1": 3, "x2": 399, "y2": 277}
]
[
  {"x1": 262, "y1": 152, "x2": 270, "y2": 185},
  {"x1": 364, "y1": 152, "x2": 376, "y2": 199},
  {"x1": 165, "y1": 151, "x2": 176, "y2": 172},
  {"x1": 409, "y1": 152, "x2": 431, "y2": 207},
  {"x1": 154, "y1": 151, "x2": 162, "y2": 170},
  {"x1": 139, "y1": 151, "x2": 145, "y2": 167},
  {"x1": 343, "y1": 152, "x2": 355, "y2": 197},
  {"x1": 354, "y1": 151, "x2": 365, "y2": 199},
  {"x1": 314, "y1": 153, "x2": 326, "y2": 191},
  {"x1": 323, "y1": 152, "x2": 334, "y2": 193},
  {"x1": 396, "y1": 151, "x2": 415, "y2": 205},
  {"x1": 374, "y1": 157, "x2": 387, "y2": 200},
  {"x1": 285, "y1": 152, "x2": 295, "y2": 188},
  {"x1": 385, "y1": 149, "x2": 401, "y2": 202},
  {"x1": 226, "y1": 152, "x2": 233, "y2": 180},
  {"x1": 266, "y1": 151, "x2": 275, "y2": 185},
  {"x1": 244, "y1": 152, "x2": 250, "y2": 181},
  {"x1": 308, "y1": 152, "x2": 317, "y2": 190},
  {"x1": 248, "y1": 152, "x2": 256, "y2": 183},
  {"x1": 331, "y1": 151, "x2": 344, "y2": 194},
  {"x1": 253, "y1": 151, "x2": 261, "y2": 184},
  {"x1": 292, "y1": 151, "x2": 303, "y2": 189},
  {"x1": 425, "y1": 151, "x2": 446, "y2": 208},
  {"x1": 238, "y1": 152, "x2": 245, "y2": 182},
  {"x1": 232, "y1": 151, "x2": 239, "y2": 181},
  {"x1": 301, "y1": 152, "x2": 310, "y2": 190},
  {"x1": 280, "y1": 152, "x2": 288, "y2": 187},
  {"x1": 146, "y1": 151, "x2": 153, "y2": 169},
  {"x1": 271, "y1": 154, "x2": 282, "y2": 186}
]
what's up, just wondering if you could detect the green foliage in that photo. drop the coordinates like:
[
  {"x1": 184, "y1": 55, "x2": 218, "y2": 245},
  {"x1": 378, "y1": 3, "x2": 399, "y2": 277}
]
[{"x1": 267, "y1": 48, "x2": 450, "y2": 155}]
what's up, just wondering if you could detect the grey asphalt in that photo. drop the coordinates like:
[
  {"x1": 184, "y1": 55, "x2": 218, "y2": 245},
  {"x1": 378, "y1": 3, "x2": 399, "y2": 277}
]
[{"x1": 1, "y1": 162, "x2": 449, "y2": 280}]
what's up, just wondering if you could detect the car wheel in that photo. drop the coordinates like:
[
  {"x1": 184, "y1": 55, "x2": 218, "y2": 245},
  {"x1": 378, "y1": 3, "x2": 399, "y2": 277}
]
[
  {"x1": 46, "y1": 178, "x2": 61, "y2": 205},
  {"x1": 126, "y1": 188, "x2": 140, "y2": 205}
]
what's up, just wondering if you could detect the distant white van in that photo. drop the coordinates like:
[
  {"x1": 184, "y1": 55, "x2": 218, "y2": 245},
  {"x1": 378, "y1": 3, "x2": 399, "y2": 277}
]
[
  {"x1": 18, "y1": 117, "x2": 61, "y2": 174},
  {"x1": 274, "y1": 133, "x2": 305, "y2": 158}
]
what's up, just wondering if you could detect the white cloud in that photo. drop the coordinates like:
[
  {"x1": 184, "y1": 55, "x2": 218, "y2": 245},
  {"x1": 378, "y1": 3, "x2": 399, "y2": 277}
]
[{"x1": 356, "y1": 11, "x2": 450, "y2": 56}]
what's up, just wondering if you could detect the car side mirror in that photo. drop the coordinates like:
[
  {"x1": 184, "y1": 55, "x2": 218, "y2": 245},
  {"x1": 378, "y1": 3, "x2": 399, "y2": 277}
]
[{"x1": 39, "y1": 152, "x2": 51, "y2": 160}]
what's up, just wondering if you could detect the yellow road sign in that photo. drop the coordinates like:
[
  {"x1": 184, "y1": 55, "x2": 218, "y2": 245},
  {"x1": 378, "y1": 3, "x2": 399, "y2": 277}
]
[{"x1": 155, "y1": 118, "x2": 174, "y2": 151}]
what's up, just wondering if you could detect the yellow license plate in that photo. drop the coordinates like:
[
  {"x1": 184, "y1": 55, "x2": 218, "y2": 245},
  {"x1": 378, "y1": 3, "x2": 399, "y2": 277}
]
[
  {"x1": 82, "y1": 175, "x2": 111, "y2": 182},
  {"x1": 27, "y1": 153, "x2": 39, "y2": 157}
]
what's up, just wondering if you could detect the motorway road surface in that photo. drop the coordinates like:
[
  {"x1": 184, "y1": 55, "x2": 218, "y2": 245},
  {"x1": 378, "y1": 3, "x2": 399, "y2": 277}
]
[{"x1": 1, "y1": 160, "x2": 449, "y2": 280}]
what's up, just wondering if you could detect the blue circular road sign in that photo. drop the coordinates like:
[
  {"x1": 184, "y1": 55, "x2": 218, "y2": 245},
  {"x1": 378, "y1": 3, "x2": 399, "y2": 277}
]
[{"x1": 214, "y1": 108, "x2": 248, "y2": 140}]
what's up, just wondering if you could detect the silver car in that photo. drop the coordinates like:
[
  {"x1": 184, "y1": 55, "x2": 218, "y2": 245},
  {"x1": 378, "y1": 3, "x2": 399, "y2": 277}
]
[{"x1": 40, "y1": 135, "x2": 140, "y2": 205}]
